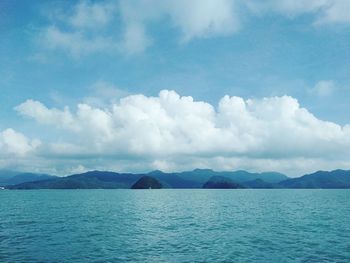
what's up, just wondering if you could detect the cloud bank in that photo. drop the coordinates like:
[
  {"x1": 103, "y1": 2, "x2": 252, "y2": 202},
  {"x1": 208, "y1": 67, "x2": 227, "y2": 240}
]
[{"x1": 4, "y1": 90, "x2": 350, "y2": 176}]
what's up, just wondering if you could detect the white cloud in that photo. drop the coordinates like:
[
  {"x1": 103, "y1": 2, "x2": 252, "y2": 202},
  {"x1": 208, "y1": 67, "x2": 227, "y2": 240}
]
[
  {"x1": 42, "y1": 26, "x2": 116, "y2": 57},
  {"x1": 41, "y1": 0, "x2": 118, "y2": 57},
  {"x1": 122, "y1": 0, "x2": 239, "y2": 40},
  {"x1": 246, "y1": 0, "x2": 329, "y2": 16},
  {"x1": 167, "y1": 0, "x2": 240, "y2": 41},
  {"x1": 311, "y1": 80, "x2": 336, "y2": 97},
  {"x1": 118, "y1": 0, "x2": 240, "y2": 52},
  {"x1": 317, "y1": 0, "x2": 350, "y2": 24},
  {"x1": 184, "y1": 1, "x2": 239, "y2": 40},
  {"x1": 68, "y1": 0, "x2": 115, "y2": 29},
  {"x1": 83, "y1": 81, "x2": 130, "y2": 107},
  {"x1": 13, "y1": 90, "x2": 350, "y2": 175},
  {"x1": 0, "y1": 129, "x2": 40, "y2": 156},
  {"x1": 40, "y1": 0, "x2": 241, "y2": 56},
  {"x1": 15, "y1": 99, "x2": 76, "y2": 130},
  {"x1": 247, "y1": 0, "x2": 350, "y2": 24},
  {"x1": 39, "y1": 0, "x2": 350, "y2": 56},
  {"x1": 121, "y1": 22, "x2": 151, "y2": 54}
]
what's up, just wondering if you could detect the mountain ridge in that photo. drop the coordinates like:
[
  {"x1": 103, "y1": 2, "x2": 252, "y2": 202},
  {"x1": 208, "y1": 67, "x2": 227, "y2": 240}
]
[
  {"x1": 3, "y1": 168, "x2": 350, "y2": 189},
  {"x1": 279, "y1": 169, "x2": 350, "y2": 188},
  {"x1": 202, "y1": 176, "x2": 245, "y2": 189}
]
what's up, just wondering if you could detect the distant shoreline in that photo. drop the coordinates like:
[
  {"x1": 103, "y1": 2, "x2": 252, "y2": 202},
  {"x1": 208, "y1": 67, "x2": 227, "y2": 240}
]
[{"x1": 2, "y1": 169, "x2": 350, "y2": 190}]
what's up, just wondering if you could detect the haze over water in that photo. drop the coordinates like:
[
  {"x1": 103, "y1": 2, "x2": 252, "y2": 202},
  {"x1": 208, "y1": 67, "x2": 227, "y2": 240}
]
[{"x1": 1, "y1": 189, "x2": 349, "y2": 262}]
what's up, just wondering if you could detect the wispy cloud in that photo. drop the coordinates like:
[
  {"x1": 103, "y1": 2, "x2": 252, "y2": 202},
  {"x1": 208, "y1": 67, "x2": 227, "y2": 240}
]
[
  {"x1": 310, "y1": 80, "x2": 337, "y2": 97},
  {"x1": 68, "y1": 0, "x2": 115, "y2": 29},
  {"x1": 83, "y1": 81, "x2": 130, "y2": 107},
  {"x1": 42, "y1": 26, "x2": 117, "y2": 57},
  {"x1": 246, "y1": 0, "x2": 350, "y2": 25},
  {"x1": 38, "y1": 0, "x2": 350, "y2": 57}
]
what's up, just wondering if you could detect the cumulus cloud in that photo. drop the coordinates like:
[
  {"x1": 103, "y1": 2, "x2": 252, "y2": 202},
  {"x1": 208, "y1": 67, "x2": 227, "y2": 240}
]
[
  {"x1": 13, "y1": 90, "x2": 350, "y2": 175},
  {"x1": 15, "y1": 100, "x2": 76, "y2": 129},
  {"x1": 0, "y1": 129, "x2": 40, "y2": 156},
  {"x1": 0, "y1": 129, "x2": 42, "y2": 172}
]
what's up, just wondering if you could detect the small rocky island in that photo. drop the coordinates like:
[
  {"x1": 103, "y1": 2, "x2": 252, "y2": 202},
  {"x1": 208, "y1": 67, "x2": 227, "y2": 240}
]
[{"x1": 131, "y1": 176, "x2": 163, "y2": 189}]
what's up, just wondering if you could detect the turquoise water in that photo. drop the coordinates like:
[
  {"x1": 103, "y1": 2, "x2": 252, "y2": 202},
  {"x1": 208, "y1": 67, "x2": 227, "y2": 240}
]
[{"x1": 0, "y1": 190, "x2": 349, "y2": 262}]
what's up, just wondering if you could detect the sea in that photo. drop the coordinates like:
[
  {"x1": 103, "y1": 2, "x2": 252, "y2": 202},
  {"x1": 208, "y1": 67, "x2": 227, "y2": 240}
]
[{"x1": 0, "y1": 189, "x2": 349, "y2": 262}]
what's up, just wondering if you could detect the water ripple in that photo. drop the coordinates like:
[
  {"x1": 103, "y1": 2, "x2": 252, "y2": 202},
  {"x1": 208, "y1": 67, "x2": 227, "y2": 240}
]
[{"x1": 0, "y1": 189, "x2": 349, "y2": 262}]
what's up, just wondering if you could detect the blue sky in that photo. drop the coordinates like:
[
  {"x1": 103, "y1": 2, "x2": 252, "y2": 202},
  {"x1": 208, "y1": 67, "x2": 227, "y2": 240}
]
[{"x1": 1, "y1": 0, "x2": 350, "y2": 176}]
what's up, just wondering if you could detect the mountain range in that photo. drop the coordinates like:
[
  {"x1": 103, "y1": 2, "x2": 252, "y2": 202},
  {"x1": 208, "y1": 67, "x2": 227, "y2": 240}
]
[
  {"x1": 1, "y1": 168, "x2": 350, "y2": 189},
  {"x1": 0, "y1": 171, "x2": 57, "y2": 186},
  {"x1": 202, "y1": 176, "x2": 245, "y2": 189}
]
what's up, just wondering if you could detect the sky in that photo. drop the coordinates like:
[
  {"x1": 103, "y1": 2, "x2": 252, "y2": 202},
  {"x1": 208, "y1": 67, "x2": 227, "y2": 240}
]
[{"x1": 0, "y1": 0, "x2": 350, "y2": 176}]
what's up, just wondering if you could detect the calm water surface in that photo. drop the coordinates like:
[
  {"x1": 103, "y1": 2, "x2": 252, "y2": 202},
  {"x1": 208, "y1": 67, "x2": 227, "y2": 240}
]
[{"x1": 0, "y1": 190, "x2": 349, "y2": 262}]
